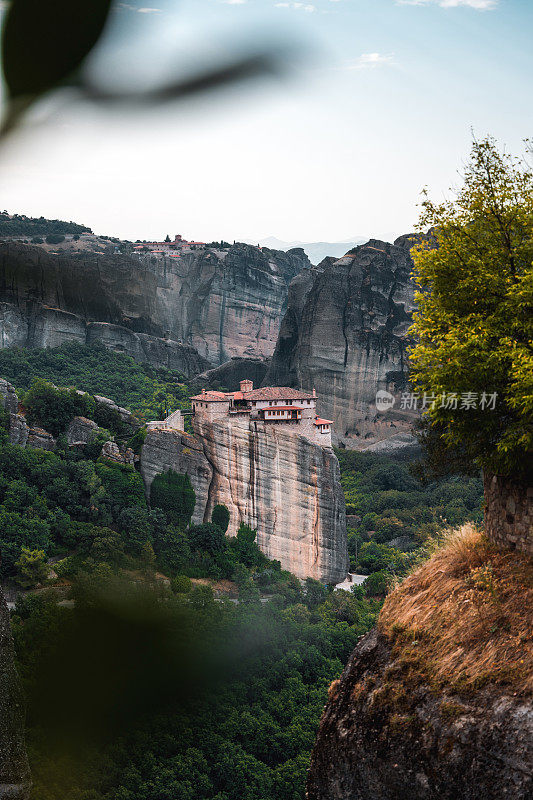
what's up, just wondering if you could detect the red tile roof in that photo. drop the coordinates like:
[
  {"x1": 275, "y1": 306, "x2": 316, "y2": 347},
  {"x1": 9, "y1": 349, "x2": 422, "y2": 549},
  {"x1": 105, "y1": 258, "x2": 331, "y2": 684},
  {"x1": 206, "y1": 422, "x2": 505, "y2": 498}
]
[
  {"x1": 243, "y1": 387, "x2": 315, "y2": 401},
  {"x1": 190, "y1": 391, "x2": 230, "y2": 402},
  {"x1": 314, "y1": 418, "x2": 332, "y2": 425}
]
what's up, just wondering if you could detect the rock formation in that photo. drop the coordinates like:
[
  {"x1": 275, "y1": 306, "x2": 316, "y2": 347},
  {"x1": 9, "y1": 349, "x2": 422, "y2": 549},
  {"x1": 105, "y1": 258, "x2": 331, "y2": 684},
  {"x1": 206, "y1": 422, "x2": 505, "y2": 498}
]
[
  {"x1": 306, "y1": 526, "x2": 533, "y2": 800},
  {"x1": 66, "y1": 416, "x2": 100, "y2": 447},
  {"x1": 0, "y1": 590, "x2": 31, "y2": 799},
  {"x1": 0, "y1": 241, "x2": 309, "y2": 372},
  {"x1": 194, "y1": 357, "x2": 270, "y2": 393},
  {"x1": 1, "y1": 378, "x2": 140, "y2": 452},
  {"x1": 140, "y1": 416, "x2": 347, "y2": 583},
  {"x1": 306, "y1": 629, "x2": 533, "y2": 800},
  {"x1": 266, "y1": 239, "x2": 419, "y2": 449}
]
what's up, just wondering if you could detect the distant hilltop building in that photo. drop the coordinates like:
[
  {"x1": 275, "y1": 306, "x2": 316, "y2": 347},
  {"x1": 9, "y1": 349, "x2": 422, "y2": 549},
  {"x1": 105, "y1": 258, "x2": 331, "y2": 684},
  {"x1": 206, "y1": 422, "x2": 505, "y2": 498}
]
[
  {"x1": 133, "y1": 234, "x2": 205, "y2": 258},
  {"x1": 190, "y1": 380, "x2": 333, "y2": 446}
]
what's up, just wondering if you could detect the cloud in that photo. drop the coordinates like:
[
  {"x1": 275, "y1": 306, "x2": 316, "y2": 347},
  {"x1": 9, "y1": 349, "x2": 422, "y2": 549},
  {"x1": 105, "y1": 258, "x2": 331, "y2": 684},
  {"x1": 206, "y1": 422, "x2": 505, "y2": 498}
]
[
  {"x1": 118, "y1": 3, "x2": 161, "y2": 12},
  {"x1": 396, "y1": 0, "x2": 498, "y2": 9},
  {"x1": 347, "y1": 52, "x2": 396, "y2": 70},
  {"x1": 221, "y1": 0, "x2": 248, "y2": 4},
  {"x1": 274, "y1": 2, "x2": 317, "y2": 12}
]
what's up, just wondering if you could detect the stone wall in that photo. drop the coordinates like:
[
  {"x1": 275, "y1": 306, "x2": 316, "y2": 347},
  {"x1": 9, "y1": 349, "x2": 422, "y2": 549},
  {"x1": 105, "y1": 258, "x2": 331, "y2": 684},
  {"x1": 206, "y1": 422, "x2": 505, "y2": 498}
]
[{"x1": 484, "y1": 472, "x2": 533, "y2": 556}]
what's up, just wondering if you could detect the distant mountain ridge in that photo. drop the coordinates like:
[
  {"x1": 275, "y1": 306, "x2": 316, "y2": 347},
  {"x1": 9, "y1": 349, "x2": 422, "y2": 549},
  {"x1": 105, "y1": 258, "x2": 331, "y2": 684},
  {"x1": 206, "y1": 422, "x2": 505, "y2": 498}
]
[{"x1": 251, "y1": 236, "x2": 367, "y2": 265}]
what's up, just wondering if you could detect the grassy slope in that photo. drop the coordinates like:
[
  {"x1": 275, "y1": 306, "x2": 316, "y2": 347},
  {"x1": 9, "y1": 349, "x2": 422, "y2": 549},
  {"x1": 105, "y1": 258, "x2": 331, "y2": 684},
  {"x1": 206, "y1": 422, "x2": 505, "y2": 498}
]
[{"x1": 379, "y1": 524, "x2": 533, "y2": 695}]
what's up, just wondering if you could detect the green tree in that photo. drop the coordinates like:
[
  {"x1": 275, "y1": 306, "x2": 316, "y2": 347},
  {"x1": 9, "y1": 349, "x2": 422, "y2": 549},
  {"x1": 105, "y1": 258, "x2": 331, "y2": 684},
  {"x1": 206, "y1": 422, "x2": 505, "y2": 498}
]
[
  {"x1": 96, "y1": 461, "x2": 147, "y2": 516},
  {"x1": 14, "y1": 547, "x2": 48, "y2": 588},
  {"x1": 150, "y1": 470, "x2": 196, "y2": 528},
  {"x1": 364, "y1": 570, "x2": 391, "y2": 597},
  {"x1": 212, "y1": 503, "x2": 230, "y2": 533},
  {"x1": 188, "y1": 522, "x2": 225, "y2": 556},
  {"x1": 24, "y1": 378, "x2": 95, "y2": 436},
  {"x1": 231, "y1": 522, "x2": 264, "y2": 568},
  {"x1": 409, "y1": 137, "x2": 533, "y2": 477}
]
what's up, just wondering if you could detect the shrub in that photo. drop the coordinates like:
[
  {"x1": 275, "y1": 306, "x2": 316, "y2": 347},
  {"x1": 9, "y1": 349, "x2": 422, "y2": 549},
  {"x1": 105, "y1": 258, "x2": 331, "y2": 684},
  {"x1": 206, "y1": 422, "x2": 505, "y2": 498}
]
[
  {"x1": 171, "y1": 574, "x2": 192, "y2": 594},
  {"x1": 14, "y1": 547, "x2": 48, "y2": 588},
  {"x1": 24, "y1": 378, "x2": 95, "y2": 436},
  {"x1": 187, "y1": 523, "x2": 225, "y2": 556},
  {"x1": 45, "y1": 234, "x2": 65, "y2": 244}
]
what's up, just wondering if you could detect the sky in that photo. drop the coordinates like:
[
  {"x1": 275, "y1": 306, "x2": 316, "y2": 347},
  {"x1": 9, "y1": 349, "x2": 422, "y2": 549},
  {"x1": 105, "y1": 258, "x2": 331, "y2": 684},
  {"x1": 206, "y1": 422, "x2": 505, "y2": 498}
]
[{"x1": 0, "y1": 0, "x2": 531, "y2": 243}]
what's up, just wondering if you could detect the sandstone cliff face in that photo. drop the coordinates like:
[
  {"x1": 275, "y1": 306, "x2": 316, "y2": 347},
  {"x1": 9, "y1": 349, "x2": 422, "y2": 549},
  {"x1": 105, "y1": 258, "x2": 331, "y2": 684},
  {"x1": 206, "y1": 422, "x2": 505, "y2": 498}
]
[
  {"x1": 194, "y1": 357, "x2": 270, "y2": 393},
  {"x1": 0, "y1": 590, "x2": 31, "y2": 799},
  {"x1": 140, "y1": 417, "x2": 347, "y2": 583},
  {"x1": 266, "y1": 239, "x2": 418, "y2": 448},
  {"x1": 306, "y1": 628, "x2": 533, "y2": 800},
  {"x1": 0, "y1": 241, "x2": 309, "y2": 372}
]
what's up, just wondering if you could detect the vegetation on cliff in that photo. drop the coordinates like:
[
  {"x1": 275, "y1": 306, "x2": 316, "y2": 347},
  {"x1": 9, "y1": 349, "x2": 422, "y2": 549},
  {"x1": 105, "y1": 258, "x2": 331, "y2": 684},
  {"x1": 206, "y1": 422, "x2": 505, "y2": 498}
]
[
  {"x1": 0, "y1": 364, "x2": 380, "y2": 799},
  {"x1": 380, "y1": 524, "x2": 532, "y2": 695},
  {"x1": 335, "y1": 447, "x2": 483, "y2": 579},
  {"x1": 0, "y1": 211, "x2": 91, "y2": 237},
  {"x1": 0, "y1": 342, "x2": 192, "y2": 422}
]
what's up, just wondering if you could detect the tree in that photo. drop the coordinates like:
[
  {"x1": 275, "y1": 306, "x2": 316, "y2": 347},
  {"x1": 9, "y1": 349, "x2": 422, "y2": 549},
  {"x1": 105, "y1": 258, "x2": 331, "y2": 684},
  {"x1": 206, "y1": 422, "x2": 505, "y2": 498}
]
[
  {"x1": 164, "y1": 234, "x2": 171, "y2": 242},
  {"x1": 187, "y1": 522, "x2": 225, "y2": 556},
  {"x1": 211, "y1": 503, "x2": 230, "y2": 534},
  {"x1": 409, "y1": 137, "x2": 533, "y2": 478},
  {"x1": 23, "y1": 378, "x2": 95, "y2": 436},
  {"x1": 15, "y1": 547, "x2": 48, "y2": 588},
  {"x1": 150, "y1": 470, "x2": 196, "y2": 529},
  {"x1": 230, "y1": 522, "x2": 265, "y2": 568},
  {"x1": 364, "y1": 570, "x2": 390, "y2": 597}
]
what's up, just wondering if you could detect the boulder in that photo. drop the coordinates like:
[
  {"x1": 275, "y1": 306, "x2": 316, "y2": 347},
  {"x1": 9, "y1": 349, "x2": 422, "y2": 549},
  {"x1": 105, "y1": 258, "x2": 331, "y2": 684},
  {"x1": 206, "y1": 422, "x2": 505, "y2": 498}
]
[
  {"x1": 8, "y1": 414, "x2": 28, "y2": 448},
  {"x1": 306, "y1": 629, "x2": 533, "y2": 800},
  {"x1": 100, "y1": 441, "x2": 136, "y2": 466},
  {"x1": 26, "y1": 427, "x2": 56, "y2": 451},
  {"x1": 66, "y1": 416, "x2": 100, "y2": 446}
]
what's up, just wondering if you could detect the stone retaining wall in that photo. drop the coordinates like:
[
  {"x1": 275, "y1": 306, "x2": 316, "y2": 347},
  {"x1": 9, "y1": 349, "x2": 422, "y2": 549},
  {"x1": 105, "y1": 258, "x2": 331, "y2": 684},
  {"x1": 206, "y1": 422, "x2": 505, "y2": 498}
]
[{"x1": 484, "y1": 472, "x2": 533, "y2": 556}]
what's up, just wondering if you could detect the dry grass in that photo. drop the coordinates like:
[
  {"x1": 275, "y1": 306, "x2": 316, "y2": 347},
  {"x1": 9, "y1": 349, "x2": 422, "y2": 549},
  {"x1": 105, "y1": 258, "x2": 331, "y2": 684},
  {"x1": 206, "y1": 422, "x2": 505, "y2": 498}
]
[{"x1": 379, "y1": 524, "x2": 533, "y2": 696}]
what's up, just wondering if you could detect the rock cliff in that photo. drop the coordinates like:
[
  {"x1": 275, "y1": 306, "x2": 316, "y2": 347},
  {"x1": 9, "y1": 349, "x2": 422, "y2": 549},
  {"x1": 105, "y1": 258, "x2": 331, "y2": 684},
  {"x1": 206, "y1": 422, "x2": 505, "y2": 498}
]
[
  {"x1": 0, "y1": 590, "x2": 31, "y2": 799},
  {"x1": 306, "y1": 526, "x2": 533, "y2": 800},
  {"x1": 140, "y1": 417, "x2": 347, "y2": 583},
  {"x1": 306, "y1": 629, "x2": 533, "y2": 800},
  {"x1": 266, "y1": 239, "x2": 419, "y2": 448},
  {"x1": 0, "y1": 241, "x2": 309, "y2": 372}
]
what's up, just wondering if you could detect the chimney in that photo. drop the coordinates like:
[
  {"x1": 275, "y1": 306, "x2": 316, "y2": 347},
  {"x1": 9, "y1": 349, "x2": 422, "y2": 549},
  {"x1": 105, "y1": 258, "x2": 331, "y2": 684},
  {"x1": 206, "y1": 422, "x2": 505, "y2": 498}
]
[
  {"x1": 313, "y1": 388, "x2": 316, "y2": 398},
  {"x1": 240, "y1": 379, "x2": 253, "y2": 393}
]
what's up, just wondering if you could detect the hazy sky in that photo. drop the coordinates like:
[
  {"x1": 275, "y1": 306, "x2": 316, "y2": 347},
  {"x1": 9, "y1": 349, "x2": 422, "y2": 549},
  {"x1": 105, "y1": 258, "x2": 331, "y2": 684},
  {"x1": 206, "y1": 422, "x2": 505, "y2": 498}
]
[{"x1": 0, "y1": 0, "x2": 531, "y2": 243}]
